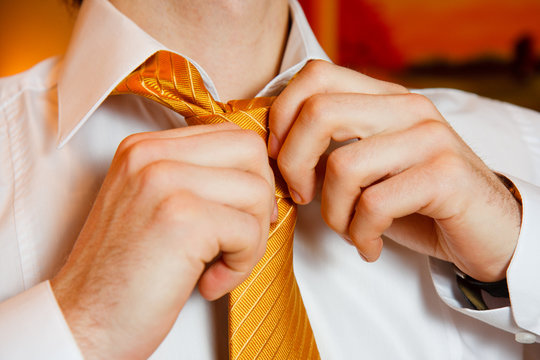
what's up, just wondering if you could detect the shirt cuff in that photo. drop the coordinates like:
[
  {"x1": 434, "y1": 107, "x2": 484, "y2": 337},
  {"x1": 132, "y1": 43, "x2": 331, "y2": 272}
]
[
  {"x1": 0, "y1": 281, "x2": 84, "y2": 359},
  {"x1": 506, "y1": 175, "x2": 540, "y2": 337},
  {"x1": 429, "y1": 175, "x2": 540, "y2": 343}
]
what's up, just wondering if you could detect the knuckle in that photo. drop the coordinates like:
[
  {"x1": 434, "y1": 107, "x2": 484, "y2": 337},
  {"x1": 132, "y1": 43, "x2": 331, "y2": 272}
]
[
  {"x1": 406, "y1": 93, "x2": 438, "y2": 117},
  {"x1": 430, "y1": 151, "x2": 470, "y2": 191},
  {"x1": 302, "y1": 59, "x2": 332, "y2": 83},
  {"x1": 391, "y1": 83, "x2": 409, "y2": 94},
  {"x1": 301, "y1": 94, "x2": 328, "y2": 124},
  {"x1": 326, "y1": 147, "x2": 355, "y2": 179},
  {"x1": 120, "y1": 139, "x2": 157, "y2": 173},
  {"x1": 240, "y1": 130, "x2": 267, "y2": 157},
  {"x1": 248, "y1": 175, "x2": 274, "y2": 207},
  {"x1": 137, "y1": 161, "x2": 172, "y2": 191},
  {"x1": 438, "y1": 151, "x2": 469, "y2": 175},
  {"x1": 227, "y1": 215, "x2": 263, "y2": 273},
  {"x1": 245, "y1": 213, "x2": 262, "y2": 238},
  {"x1": 277, "y1": 149, "x2": 296, "y2": 175},
  {"x1": 117, "y1": 133, "x2": 147, "y2": 155},
  {"x1": 156, "y1": 190, "x2": 201, "y2": 224},
  {"x1": 358, "y1": 186, "x2": 385, "y2": 216},
  {"x1": 269, "y1": 98, "x2": 286, "y2": 124},
  {"x1": 414, "y1": 119, "x2": 454, "y2": 147}
]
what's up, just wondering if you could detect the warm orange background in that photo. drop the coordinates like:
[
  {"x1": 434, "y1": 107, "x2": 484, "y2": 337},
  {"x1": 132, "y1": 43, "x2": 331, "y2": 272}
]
[
  {"x1": 379, "y1": 0, "x2": 540, "y2": 62},
  {"x1": 1, "y1": 0, "x2": 539, "y2": 76},
  {"x1": 300, "y1": 0, "x2": 540, "y2": 67},
  {"x1": 0, "y1": 0, "x2": 75, "y2": 77}
]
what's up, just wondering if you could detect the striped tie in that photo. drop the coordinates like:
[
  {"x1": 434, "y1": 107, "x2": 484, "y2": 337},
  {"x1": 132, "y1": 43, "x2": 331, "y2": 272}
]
[{"x1": 113, "y1": 51, "x2": 320, "y2": 359}]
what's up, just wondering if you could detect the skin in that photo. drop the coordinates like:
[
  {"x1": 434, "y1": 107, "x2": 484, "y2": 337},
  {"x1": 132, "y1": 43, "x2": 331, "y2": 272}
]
[
  {"x1": 52, "y1": 124, "x2": 277, "y2": 359},
  {"x1": 51, "y1": 0, "x2": 521, "y2": 358},
  {"x1": 110, "y1": 0, "x2": 290, "y2": 101},
  {"x1": 52, "y1": 1, "x2": 289, "y2": 358},
  {"x1": 267, "y1": 60, "x2": 521, "y2": 282}
]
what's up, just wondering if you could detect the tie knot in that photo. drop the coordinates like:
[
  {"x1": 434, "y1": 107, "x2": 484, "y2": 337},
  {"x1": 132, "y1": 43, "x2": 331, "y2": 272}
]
[
  {"x1": 113, "y1": 51, "x2": 275, "y2": 138},
  {"x1": 187, "y1": 97, "x2": 274, "y2": 138},
  {"x1": 112, "y1": 50, "x2": 320, "y2": 359}
]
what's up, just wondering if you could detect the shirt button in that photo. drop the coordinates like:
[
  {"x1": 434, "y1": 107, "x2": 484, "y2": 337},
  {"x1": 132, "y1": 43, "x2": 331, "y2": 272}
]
[{"x1": 515, "y1": 332, "x2": 537, "y2": 344}]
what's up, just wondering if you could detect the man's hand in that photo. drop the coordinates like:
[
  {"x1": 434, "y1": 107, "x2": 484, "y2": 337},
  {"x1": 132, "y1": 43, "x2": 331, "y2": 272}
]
[
  {"x1": 268, "y1": 60, "x2": 522, "y2": 283},
  {"x1": 51, "y1": 123, "x2": 275, "y2": 360}
]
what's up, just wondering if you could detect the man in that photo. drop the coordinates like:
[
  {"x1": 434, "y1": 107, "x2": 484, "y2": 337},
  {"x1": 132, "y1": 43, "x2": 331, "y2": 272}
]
[{"x1": 0, "y1": 0, "x2": 539, "y2": 358}]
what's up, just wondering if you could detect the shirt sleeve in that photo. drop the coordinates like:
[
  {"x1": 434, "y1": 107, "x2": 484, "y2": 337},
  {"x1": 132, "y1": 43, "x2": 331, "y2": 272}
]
[
  {"x1": 0, "y1": 281, "x2": 84, "y2": 359},
  {"x1": 415, "y1": 88, "x2": 540, "y2": 343},
  {"x1": 429, "y1": 175, "x2": 540, "y2": 343}
]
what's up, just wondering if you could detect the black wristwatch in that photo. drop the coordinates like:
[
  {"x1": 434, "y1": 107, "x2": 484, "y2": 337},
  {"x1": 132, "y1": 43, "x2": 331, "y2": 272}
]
[{"x1": 455, "y1": 267, "x2": 509, "y2": 310}]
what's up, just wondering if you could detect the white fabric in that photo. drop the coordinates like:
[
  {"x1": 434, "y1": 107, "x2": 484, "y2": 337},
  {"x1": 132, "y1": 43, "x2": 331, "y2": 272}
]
[
  {"x1": 1, "y1": 0, "x2": 539, "y2": 358},
  {"x1": 0, "y1": 282, "x2": 83, "y2": 359}
]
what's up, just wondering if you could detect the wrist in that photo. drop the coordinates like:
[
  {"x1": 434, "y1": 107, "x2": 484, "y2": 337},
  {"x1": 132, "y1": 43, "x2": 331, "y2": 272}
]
[
  {"x1": 51, "y1": 276, "x2": 107, "y2": 360},
  {"x1": 455, "y1": 266, "x2": 509, "y2": 310}
]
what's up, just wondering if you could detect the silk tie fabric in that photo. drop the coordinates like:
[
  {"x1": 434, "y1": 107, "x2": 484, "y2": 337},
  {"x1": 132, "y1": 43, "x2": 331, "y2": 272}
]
[{"x1": 112, "y1": 51, "x2": 320, "y2": 359}]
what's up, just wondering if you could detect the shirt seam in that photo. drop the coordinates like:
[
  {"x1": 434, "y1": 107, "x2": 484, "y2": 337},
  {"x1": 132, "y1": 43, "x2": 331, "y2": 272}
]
[
  {"x1": 0, "y1": 81, "x2": 55, "y2": 113},
  {"x1": 0, "y1": 59, "x2": 59, "y2": 112},
  {"x1": 1, "y1": 100, "x2": 26, "y2": 290}
]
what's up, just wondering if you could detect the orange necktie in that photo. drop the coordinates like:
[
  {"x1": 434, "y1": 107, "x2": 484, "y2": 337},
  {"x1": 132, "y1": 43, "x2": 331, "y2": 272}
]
[{"x1": 113, "y1": 51, "x2": 320, "y2": 359}]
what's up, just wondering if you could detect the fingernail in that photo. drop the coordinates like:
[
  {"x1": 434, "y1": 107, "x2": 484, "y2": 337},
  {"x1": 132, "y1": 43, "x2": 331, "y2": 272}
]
[
  {"x1": 271, "y1": 200, "x2": 279, "y2": 222},
  {"x1": 341, "y1": 234, "x2": 354, "y2": 246},
  {"x1": 268, "y1": 132, "x2": 280, "y2": 159},
  {"x1": 289, "y1": 188, "x2": 303, "y2": 204},
  {"x1": 357, "y1": 249, "x2": 369, "y2": 262}
]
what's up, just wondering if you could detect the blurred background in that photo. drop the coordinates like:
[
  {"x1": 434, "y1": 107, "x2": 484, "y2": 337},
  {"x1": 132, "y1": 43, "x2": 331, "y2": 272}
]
[
  {"x1": 299, "y1": 0, "x2": 540, "y2": 111},
  {"x1": 1, "y1": 0, "x2": 539, "y2": 111}
]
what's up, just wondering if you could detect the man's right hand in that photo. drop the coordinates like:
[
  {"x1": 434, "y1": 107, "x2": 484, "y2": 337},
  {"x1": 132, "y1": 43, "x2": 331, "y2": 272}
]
[{"x1": 51, "y1": 123, "x2": 275, "y2": 360}]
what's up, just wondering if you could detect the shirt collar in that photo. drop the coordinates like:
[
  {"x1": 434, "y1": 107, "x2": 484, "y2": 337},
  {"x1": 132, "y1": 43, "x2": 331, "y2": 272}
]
[{"x1": 57, "y1": 0, "x2": 328, "y2": 147}]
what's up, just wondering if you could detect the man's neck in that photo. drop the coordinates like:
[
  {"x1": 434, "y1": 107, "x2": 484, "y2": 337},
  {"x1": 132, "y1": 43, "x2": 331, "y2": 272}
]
[{"x1": 110, "y1": 0, "x2": 290, "y2": 101}]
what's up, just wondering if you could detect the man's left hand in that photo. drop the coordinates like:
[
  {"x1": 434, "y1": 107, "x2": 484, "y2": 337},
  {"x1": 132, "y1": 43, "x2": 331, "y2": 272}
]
[{"x1": 268, "y1": 60, "x2": 521, "y2": 282}]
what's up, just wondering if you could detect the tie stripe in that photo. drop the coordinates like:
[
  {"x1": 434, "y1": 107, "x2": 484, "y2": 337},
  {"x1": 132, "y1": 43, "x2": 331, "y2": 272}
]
[{"x1": 113, "y1": 50, "x2": 319, "y2": 360}]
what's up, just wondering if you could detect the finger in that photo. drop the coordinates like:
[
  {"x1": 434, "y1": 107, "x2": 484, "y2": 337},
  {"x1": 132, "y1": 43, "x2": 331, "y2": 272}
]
[
  {"x1": 321, "y1": 120, "x2": 458, "y2": 235},
  {"x1": 156, "y1": 193, "x2": 265, "y2": 301},
  {"x1": 384, "y1": 214, "x2": 441, "y2": 258},
  {"x1": 195, "y1": 202, "x2": 267, "y2": 301},
  {"x1": 115, "y1": 129, "x2": 275, "y2": 191},
  {"x1": 269, "y1": 60, "x2": 409, "y2": 157},
  {"x1": 134, "y1": 160, "x2": 274, "y2": 241},
  {"x1": 277, "y1": 93, "x2": 444, "y2": 203},
  {"x1": 117, "y1": 122, "x2": 240, "y2": 152},
  {"x1": 349, "y1": 164, "x2": 443, "y2": 262}
]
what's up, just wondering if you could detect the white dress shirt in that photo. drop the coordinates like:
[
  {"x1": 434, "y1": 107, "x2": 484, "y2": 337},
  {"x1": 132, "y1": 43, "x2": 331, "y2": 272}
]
[{"x1": 1, "y1": 0, "x2": 539, "y2": 358}]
